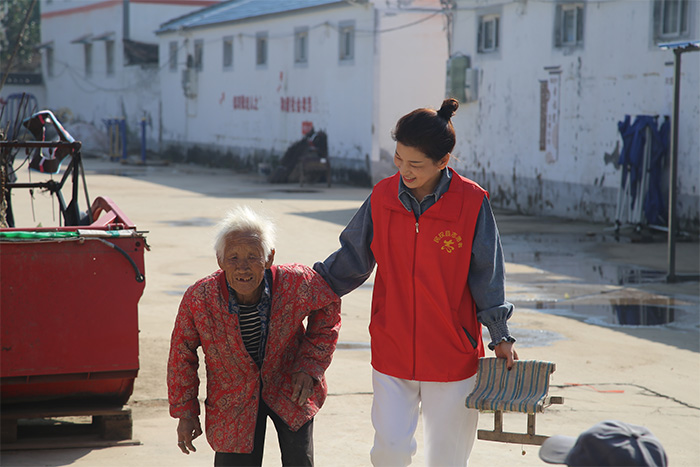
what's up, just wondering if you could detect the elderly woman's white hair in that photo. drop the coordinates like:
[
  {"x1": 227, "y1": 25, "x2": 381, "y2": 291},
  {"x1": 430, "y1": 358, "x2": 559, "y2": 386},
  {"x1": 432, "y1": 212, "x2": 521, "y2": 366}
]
[{"x1": 214, "y1": 206, "x2": 276, "y2": 261}]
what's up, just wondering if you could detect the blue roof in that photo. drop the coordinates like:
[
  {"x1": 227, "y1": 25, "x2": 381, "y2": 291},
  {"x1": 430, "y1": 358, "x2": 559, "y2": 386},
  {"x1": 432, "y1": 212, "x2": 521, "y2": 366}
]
[{"x1": 157, "y1": 0, "x2": 349, "y2": 34}]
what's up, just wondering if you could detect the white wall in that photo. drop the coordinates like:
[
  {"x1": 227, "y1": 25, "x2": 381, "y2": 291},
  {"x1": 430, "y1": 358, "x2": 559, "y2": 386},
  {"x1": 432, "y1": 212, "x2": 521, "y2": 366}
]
[
  {"x1": 158, "y1": 1, "x2": 450, "y2": 179},
  {"x1": 451, "y1": 0, "x2": 699, "y2": 228},
  {"x1": 158, "y1": 2, "x2": 377, "y2": 173},
  {"x1": 39, "y1": 0, "x2": 218, "y2": 154},
  {"x1": 372, "y1": 3, "x2": 450, "y2": 181},
  {"x1": 0, "y1": 84, "x2": 46, "y2": 110}
]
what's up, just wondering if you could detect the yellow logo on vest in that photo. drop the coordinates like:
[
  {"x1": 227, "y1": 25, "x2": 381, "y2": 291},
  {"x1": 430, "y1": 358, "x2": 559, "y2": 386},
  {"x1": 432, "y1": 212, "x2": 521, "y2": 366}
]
[{"x1": 433, "y1": 230, "x2": 463, "y2": 253}]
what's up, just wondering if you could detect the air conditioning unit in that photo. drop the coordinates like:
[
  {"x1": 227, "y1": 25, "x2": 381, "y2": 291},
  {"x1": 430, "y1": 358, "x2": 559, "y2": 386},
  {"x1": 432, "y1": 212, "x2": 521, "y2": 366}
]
[
  {"x1": 181, "y1": 68, "x2": 197, "y2": 98},
  {"x1": 445, "y1": 55, "x2": 478, "y2": 103}
]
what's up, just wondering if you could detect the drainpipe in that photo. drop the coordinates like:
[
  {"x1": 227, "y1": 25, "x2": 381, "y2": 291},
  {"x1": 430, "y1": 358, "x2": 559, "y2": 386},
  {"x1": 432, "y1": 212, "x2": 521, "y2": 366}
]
[
  {"x1": 123, "y1": 0, "x2": 130, "y2": 40},
  {"x1": 140, "y1": 117, "x2": 146, "y2": 163}
]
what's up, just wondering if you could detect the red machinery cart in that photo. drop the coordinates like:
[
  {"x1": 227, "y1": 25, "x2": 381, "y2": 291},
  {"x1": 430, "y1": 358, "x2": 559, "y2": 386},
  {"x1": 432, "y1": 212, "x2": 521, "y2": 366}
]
[{"x1": 0, "y1": 109, "x2": 147, "y2": 446}]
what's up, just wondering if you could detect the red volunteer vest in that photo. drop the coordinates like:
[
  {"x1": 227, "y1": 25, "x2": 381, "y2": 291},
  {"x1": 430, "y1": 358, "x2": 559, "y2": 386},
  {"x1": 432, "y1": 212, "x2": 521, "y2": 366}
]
[{"x1": 369, "y1": 169, "x2": 487, "y2": 382}]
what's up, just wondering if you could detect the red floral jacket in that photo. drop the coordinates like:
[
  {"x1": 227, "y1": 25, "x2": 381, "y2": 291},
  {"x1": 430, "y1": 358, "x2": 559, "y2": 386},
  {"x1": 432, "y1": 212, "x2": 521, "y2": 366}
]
[{"x1": 167, "y1": 264, "x2": 341, "y2": 453}]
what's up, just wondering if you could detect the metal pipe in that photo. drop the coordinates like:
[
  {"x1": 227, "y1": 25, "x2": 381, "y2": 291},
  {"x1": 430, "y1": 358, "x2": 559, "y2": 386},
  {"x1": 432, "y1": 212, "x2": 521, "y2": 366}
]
[
  {"x1": 120, "y1": 118, "x2": 128, "y2": 161},
  {"x1": 0, "y1": 141, "x2": 81, "y2": 150},
  {"x1": 659, "y1": 41, "x2": 699, "y2": 283},
  {"x1": 140, "y1": 118, "x2": 146, "y2": 163},
  {"x1": 666, "y1": 49, "x2": 681, "y2": 282}
]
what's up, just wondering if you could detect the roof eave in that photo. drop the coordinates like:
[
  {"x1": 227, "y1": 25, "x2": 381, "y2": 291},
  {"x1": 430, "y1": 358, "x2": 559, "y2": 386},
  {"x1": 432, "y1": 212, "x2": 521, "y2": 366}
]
[{"x1": 156, "y1": 0, "x2": 354, "y2": 36}]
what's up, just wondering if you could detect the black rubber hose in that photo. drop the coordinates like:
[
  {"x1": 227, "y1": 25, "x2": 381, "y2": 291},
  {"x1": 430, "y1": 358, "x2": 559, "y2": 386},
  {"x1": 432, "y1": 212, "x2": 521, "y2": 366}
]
[{"x1": 96, "y1": 238, "x2": 145, "y2": 283}]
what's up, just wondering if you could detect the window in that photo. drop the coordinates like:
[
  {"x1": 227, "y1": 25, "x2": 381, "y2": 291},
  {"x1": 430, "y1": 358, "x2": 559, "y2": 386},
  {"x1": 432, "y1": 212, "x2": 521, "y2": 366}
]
[
  {"x1": 105, "y1": 40, "x2": 115, "y2": 76},
  {"x1": 295, "y1": 27, "x2": 309, "y2": 64},
  {"x1": 554, "y1": 3, "x2": 584, "y2": 48},
  {"x1": 256, "y1": 32, "x2": 268, "y2": 66},
  {"x1": 654, "y1": 0, "x2": 691, "y2": 41},
  {"x1": 478, "y1": 14, "x2": 500, "y2": 53},
  {"x1": 84, "y1": 42, "x2": 93, "y2": 77},
  {"x1": 169, "y1": 41, "x2": 178, "y2": 71},
  {"x1": 223, "y1": 36, "x2": 233, "y2": 70},
  {"x1": 339, "y1": 21, "x2": 355, "y2": 61},
  {"x1": 44, "y1": 47, "x2": 53, "y2": 77},
  {"x1": 194, "y1": 39, "x2": 204, "y2": 71}
]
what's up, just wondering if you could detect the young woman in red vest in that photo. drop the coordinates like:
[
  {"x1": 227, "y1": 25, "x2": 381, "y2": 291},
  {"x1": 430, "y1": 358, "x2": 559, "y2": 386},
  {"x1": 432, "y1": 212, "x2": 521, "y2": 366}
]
[{"x1": 314, "y1": 98, "x2": 518, "y2": 466}]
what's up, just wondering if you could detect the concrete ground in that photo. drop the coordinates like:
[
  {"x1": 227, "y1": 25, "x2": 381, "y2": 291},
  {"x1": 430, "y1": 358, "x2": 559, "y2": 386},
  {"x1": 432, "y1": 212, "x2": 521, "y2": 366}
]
[{"x1": 2, "y1": 157, "x2": 699, "y2": 466}]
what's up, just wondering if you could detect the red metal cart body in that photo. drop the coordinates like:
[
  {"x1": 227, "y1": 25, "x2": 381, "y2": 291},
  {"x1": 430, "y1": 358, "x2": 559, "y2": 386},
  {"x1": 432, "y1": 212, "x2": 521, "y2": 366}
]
[{"x1": 1, "y1": 197, "x2": 146, "y2": 406}]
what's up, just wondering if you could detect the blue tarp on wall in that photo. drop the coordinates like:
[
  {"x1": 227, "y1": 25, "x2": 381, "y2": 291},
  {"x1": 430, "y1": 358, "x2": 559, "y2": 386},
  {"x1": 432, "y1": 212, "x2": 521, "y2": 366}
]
[{"x1": 617, "y1": 114, "x2": 670, "y2": 227}]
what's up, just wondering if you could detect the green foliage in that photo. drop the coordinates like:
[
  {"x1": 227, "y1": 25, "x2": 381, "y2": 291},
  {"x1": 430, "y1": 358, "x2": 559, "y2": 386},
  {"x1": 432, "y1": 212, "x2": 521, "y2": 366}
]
[{"x1": 1, "y1": 0, "x2": 41, "y2": 72}]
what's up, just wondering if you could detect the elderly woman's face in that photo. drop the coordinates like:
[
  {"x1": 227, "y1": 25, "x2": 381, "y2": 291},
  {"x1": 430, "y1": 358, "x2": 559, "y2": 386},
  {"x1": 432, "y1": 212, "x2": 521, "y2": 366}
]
[{"x1": 217, "y1": 231, "x2": 274, "y2": 305}]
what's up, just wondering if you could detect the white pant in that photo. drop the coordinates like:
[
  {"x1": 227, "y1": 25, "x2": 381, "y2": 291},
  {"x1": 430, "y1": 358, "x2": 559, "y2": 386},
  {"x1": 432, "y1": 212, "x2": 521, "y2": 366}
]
[{"x1": 370, "y1": 369, "x2": 479, "y2": 467}]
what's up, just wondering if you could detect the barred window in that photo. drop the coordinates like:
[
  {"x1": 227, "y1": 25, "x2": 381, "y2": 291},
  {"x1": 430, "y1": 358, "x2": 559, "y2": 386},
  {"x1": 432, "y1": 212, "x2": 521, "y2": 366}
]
[
  {"x1": 653, "y1": 0, "x2": 691, "y2": 41},
  {"x1": 256, "y1": 32, "x2": 268, "y2": 66},
  {"x1": 223, "y1": 36, "x2": 233, "y2": 70},
  {"x1": 339, "y1": 21, "x2": 355, "y2": 62},
  {"x1": 194, "y1": 39, "x2": 204, "y2": 71},
  {"x1": 84, "y1": 43, "x2": 93, "y2": 77},
  {"x1": 554, "y1": 3, "x2": 584, "y2": 48},
  {"x1": 105, "y1": 40, "x2": 115, "y2": 76},
  {"x1": 295, "y1": 27, "x2": 309, "y2": 64},
  {"x1": 169, "y1": 41, "x2": 178, "y2": 71},
  {"x1": 478, "y1": 14, "x2": 500, "y2": 53}
]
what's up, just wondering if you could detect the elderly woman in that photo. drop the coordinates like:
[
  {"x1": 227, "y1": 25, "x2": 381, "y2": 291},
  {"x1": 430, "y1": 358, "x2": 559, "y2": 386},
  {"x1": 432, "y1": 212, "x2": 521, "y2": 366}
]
[{"x1": 167, "y1": 206, "x2": 341, "y2": 467}]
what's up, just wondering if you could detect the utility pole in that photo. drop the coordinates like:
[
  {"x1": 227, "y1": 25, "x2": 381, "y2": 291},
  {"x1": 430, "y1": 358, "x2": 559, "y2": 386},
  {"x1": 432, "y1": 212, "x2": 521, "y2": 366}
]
[{"x1": 658, "y1": 40, "x2": 700, "y2": 283}]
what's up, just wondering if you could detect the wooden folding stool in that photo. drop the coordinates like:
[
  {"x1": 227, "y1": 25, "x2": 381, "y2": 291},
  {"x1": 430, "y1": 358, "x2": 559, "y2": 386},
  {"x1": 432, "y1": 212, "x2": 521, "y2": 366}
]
[{"x1": 465, "y1": 358, "x2": 563, "y2": 445}]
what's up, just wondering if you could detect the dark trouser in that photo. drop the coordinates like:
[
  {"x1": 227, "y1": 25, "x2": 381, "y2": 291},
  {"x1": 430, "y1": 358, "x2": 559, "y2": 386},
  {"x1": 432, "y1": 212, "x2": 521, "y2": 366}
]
[{"x1": 214, "y1": 398, "x2": 314, "y2": 467}]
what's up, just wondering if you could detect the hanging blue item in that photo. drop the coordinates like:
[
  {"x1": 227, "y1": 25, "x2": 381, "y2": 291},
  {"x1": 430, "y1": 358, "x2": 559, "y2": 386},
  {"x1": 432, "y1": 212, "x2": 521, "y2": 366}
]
[
  {"x1": 617, "y1": 114, "x2": 669, "y2": 228},
  {"x1": 645, "y1": 117, "x2": 670, "y2": 226}
]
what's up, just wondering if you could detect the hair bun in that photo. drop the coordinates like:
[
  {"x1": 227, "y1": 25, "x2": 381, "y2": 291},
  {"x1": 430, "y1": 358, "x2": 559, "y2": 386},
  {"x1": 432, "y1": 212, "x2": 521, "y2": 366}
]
[{"x1": 437, "y1": 98, "x2": 459, "y2": 121}]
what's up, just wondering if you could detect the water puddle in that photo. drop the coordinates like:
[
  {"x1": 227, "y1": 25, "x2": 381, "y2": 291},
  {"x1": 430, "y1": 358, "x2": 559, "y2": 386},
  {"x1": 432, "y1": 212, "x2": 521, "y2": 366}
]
[
  {"x1": 507, "y1": 250, "x2": 668, "y2": 286},
  {"x1": 613, "y1": 268, "x2": 668, "y2": 284},
  {"x1": 531, "y1": 302, "x2": 698, "y2": 328}
]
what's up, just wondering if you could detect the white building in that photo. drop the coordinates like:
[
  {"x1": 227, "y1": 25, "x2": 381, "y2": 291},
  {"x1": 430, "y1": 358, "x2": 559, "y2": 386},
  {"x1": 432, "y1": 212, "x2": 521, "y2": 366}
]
[
  {"x1": 37, "y1": 0, "x2": 220, "y2": 153},
  {"x1": 30, "y1": 0, "x2": 698, "y2": 229},
  {"x1": 155, "y1": 0, "x2": 449, "y2": 182},
  {"x1": 448, "y1": 0, "x2": 699, "y2": 230}
]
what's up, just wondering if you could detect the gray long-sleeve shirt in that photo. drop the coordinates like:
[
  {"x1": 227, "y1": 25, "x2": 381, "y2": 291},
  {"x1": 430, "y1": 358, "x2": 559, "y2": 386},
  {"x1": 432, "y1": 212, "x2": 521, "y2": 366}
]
[{"x1": 313, "y1": 169, "x2": 515, "y2": 349}]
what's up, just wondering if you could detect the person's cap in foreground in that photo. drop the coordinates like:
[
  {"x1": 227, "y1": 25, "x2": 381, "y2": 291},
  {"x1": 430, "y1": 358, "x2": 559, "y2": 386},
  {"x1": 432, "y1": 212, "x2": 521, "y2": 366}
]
[{"x1": 538, "y1": 420, "x2": 668, "y2": 466}]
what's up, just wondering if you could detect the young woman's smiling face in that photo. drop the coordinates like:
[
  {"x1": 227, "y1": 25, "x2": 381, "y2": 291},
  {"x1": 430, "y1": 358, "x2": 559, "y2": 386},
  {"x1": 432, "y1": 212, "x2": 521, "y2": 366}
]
[
  {"x1": 217, "y1": 231, "x2": 274, "y2": 305},
  {"x1": 393, "y1": 142, "x2": 449, "y2": 202}
]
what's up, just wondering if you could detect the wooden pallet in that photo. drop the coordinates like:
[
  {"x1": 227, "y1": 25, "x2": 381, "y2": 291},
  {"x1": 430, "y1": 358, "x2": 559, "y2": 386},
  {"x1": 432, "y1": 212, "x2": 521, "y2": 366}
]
[{"x1": 1, "y1": 403, "x2": 140, "y2": 450}]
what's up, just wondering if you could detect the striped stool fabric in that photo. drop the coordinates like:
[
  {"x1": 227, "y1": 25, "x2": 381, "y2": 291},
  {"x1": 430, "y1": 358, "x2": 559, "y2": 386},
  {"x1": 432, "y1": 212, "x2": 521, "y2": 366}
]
[{"x1": 465, "y1": 358, "x2": 562, "y2": 445}]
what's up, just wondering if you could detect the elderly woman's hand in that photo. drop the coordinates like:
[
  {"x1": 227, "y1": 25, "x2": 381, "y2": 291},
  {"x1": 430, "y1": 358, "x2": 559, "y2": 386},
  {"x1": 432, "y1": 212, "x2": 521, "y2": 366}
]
[
  {"x1": 177, "y1": 416, "x2": 203, "y2": 454},
  {"x1": 291, "y1": 371, "x2": 315, "y2": 406}
]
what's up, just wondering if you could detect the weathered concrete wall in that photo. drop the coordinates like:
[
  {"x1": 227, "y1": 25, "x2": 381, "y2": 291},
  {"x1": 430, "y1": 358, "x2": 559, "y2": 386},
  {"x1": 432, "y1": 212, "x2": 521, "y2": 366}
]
[
  {"x1": 451, "y1": 0, "x2": 699, "y2": 231},
  {"x1": 157, "y1": 1, "x2": 448, "y2": 183},
  {"x1": 0, "y1": 83, "x2": 46, "y2": 110},
  {"x1": 39, "y1": 0, "x2": 216, "y2": 154},
  {"x1": 371, "y1": 3, "x2": 450, "y2": 181},
  {"x1": 158, "y1": 3, "x2": 376, "y2": 179}
]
